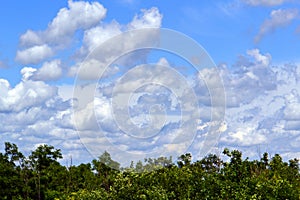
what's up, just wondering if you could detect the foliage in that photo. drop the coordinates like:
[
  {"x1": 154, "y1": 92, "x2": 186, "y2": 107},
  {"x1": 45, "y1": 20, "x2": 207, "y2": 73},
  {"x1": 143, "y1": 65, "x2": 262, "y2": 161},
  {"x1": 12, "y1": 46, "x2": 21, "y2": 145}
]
[{"x1": 0, "y1": 142, "x2": 299, "y2": 200}]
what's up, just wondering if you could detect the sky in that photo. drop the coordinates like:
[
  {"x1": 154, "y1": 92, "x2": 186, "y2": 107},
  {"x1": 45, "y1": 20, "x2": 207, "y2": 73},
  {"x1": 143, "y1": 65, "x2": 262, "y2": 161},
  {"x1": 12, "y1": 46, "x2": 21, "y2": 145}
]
[{"x1": 0, "y1": 0, "x2": 300, "y2": 166}]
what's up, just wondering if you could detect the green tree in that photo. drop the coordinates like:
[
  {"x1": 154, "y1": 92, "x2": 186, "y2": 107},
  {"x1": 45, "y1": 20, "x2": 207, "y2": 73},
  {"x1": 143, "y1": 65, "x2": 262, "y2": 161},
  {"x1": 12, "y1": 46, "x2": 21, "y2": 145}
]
[
  {"x1": 177, "y1": 153, "x2": 192, "y2": 168},
  {"x1": 92, "y1": 151, "x2": 120, "y2": 191},
  {"x1": 29, "y1": 144, "x2": 63, "y2": 200},
  {"x1": 0, "y1": 151, "x2": 21, "y2": 198}
]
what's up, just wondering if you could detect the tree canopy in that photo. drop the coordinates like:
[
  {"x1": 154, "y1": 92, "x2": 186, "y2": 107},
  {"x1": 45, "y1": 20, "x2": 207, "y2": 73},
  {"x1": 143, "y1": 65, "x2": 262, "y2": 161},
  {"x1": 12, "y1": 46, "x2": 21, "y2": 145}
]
[{"x1": 0, "y1": 142, "x2": 299, "y2": 199}]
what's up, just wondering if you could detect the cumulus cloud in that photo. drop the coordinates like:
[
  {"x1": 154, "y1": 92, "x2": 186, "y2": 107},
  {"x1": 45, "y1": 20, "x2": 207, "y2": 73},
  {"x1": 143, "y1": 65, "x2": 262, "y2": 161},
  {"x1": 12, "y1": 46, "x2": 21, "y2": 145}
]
[
  {"x1": 128, "y1": 7, "x2": 163, "y2": 29},
  {"x1": 16, "y1": 0, "x2": 107, "y2": 64},
  {"x1": 218, "y1": 49, "x2": 300, "y2": 160},
  {"x1": 20, "y1": 67, "x2": 37, "y2": 81},
  {"x1": 0, "y1": 73, "x2": 80, "y2": 164},
  {"x1": 16, "y1": 45, "x2": 53, "y2": 64},
  {"x1": 45, "y1": 1, "x2": 106, "y2": 41},
  {"x1": 246, "y1": 49, "x2": 271, "y2": 66},
  {"x1": 222, "y1": 127, "x2": 267, "y2": 146},
  {"x1": 16, "y1": 0, "x2": 162, "y2": 81},
  {"x1": 243, "y1": 0, "x2": 291, "y2": 6},
  {"x1": 71, "y1": 57, "x2": 203, "y2": 164},
  {"x1": 33, "y1": 59, "x2": 63, "y2": 81},
  {"x1": 4, "y1": 1, "x2": 300, "y2": 165},
  {"x1": 80, "y1": 22, "x2": 122, "y2": 55},
  {"x1": 19, "y1": 60, "x2": 63, "y2": 81},
  {"x1": 75, "y1": 7, "x2": 161, "y2": 59},
  {"x1": 0, "y1": 80, "x2": 57, "y2": 113},
  {"x1": 20, "y1": 0, "x2": 106, "y2": 47},
  {"x1": 255, "y1": 9, "x2": 298, "y2": 43},
  {"x1": 3, "y1": 3, "x2": 164, "y2": 165},
  {"x1": 69, "y1": 48, "x2": 300, "y2": 163},
  {"x1": 3, "y1": 47, "x2": 300, "y2": 165},
  {"x1": 69, "y1": 7, "x2": 162, "y2": 80}
]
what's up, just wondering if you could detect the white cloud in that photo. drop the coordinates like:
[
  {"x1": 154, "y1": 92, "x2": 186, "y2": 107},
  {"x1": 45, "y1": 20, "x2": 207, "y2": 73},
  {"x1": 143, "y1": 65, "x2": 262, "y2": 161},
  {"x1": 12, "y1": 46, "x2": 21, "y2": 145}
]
[
  {"x1": 17, "y1": 0, "x2": 107, "y2": 64},
  {"x1": 69, "y1": 7, "x2": 162, "y2": 80},
  {"x1": 20, "y1": 0, "x2": 106, "y2": 47},
  {"x1": 80, "y1": 22, "x2": 122, "y2": 55},
  {"x1": 33, "y1": 59, "x2": 63, "y2": 81},
  {"x1": 19, "y1": 30, "x2": 43, "y2": 48},
  {"x1": 20, "y1": 67, "x2": 37, "y2": 81},
  {"x1": 57, "y1": 85, "x2": 75, "y2": 101},
  {"x1": 255, "y1": 9, "x2": 298, "y2": 43},
  {"x1": 0, "y1": 80, "x2": 57, "y2": 112},
  {"x1": 74, "y1": 100, "x2": 99, "y2": 131},
  {"x1": 0, "y1": 74, "x2": 79, "y2": 164},
  {"x1": 0, "y1": 79, "x2": 10, "y2": 90},
  {"x1": 243, "y1": 0, "x2": 291, "y2": 6},
  {"x1": 16, "y1": 45, "x2": 53, "y2": 64},
  {"x1": 46, "y1": 0, "x2": 106, "y2": 41},
  {"x1": 76, "y1": 7, "x2": 161, "y2": 58},
  {"x1": 3, "y1": 47, "x2": 300, "y2": 165},
  {"x1": 17, "y1": 2, "x2": 162, "y2": 81},
  {"x1": 247, "y1": 49, "x2": 271, "y2": 66},
  {"x1": 128, "y1": 7, "x2": 163, "y2": 29},
  {"x1": 69, "y1": 58, "x2": 109, "y2": 80},
  {"x1": 222, "y1": 127, "x2": 267, "y2": 146},
  {"x1": 19, "y1": 60, "x2": 63, "y2": 81},
  {"x1": 218, "y1": 49, "x2": 300, "y2": 158},
  {"x1": 3, "y1": 0, "x2": 300, "y2": 165}
]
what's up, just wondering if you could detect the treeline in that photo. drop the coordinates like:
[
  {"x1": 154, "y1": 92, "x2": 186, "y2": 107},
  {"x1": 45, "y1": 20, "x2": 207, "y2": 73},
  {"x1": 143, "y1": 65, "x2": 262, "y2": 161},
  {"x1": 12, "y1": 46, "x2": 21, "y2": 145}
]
[{"x1": 0, "y1": 142, "x2": 299, "y2": 199}]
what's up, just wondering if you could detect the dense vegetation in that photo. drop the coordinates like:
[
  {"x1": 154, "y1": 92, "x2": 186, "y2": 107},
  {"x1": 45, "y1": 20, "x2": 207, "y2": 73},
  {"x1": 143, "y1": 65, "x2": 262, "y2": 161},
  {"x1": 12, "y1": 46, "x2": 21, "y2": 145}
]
[{"x1": 0, "y1": 142, "x2": 299, "y2": 199}]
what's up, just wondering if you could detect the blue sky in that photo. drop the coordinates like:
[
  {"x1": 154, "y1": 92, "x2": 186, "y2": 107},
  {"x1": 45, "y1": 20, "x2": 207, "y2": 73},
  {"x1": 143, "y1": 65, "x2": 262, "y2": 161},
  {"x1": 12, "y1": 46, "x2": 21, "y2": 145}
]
[{"x1": 0, "y1": 0, "x2": 300, "y2": 165}]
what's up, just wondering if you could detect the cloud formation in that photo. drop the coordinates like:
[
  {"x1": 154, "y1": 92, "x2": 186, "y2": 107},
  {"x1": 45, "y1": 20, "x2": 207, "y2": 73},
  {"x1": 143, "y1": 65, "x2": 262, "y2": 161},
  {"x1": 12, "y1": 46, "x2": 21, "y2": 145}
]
[
  {"x1": 69, "y1": 7, "x2": 162, "y2": 80},
  {"x1": 219, "y1": 49, "x2": 300, "y2": 160},
  {"x1": 16, "y1": 45, "x2": 53, "y2": 64},
  {"x1": 18, "y1": 60, "x2": 63, "y2": 81},
  {"x1": 33, "y1": 60, "x2": 63, "y2": 81},
  {"x1": 16, "y1": 0, "x2": 107, "y2": 64},
  {"x1": 3, "y1": 1, "x2": 300, "y2": 165},
  {"x1": 255, "y1": 8, "x2": 298, "y2": 43},
  {"x1": 2, "y1": 48, "x2": 300, "y2": 164}
]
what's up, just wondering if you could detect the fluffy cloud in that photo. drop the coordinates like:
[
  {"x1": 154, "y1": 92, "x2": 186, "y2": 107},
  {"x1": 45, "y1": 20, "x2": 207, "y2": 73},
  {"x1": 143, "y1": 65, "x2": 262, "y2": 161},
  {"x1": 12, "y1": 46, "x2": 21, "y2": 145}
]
[
  {"x1": 246, "y1": 49, "x2": 271, "y2": 66},
  {"x1": 0, "y1": 73, "x2": 80, "y2": 164},
  {"x1": 16, "y1": 45, "x2": 53, "y2": 64},
  {"x1": 218, "y1": 49, "x2": 300, "y2": 160},
  {"x1": 4, "y1": 1, "x2": 300, "y2": 165},
  {"x1": 20, "y1": 0, "x2": 106, "y2": 47},
  {"x1": 66, "y1": 48, "x2": 300, "y2": 164},
  {"x1": 33, "y1": 59, "x2": 63, "y2": 81},
  {"x1": 16, "y1": 0, "x2": 107, "y2": 64},
  {"x1": 78, "y1": 6, "x2": 162, "y2": 57},
  {"x1": 255, "y1": 9, "x2": 298, "y2": 43},
  {"x1": 3, "y1": 48, "x2": 300, "y2": 165},
  {"x1": 0, "y1": 76, "x2": 57, "y2": 113},
  {"x1": 78, "y1": 7, "x2": 162, "y2": 57},
  {"x1": 69, "y1": 7, "x2": 162, "y2": 80},
  {"x1": 16, "y1": 1, "x2": 162, "y2": 81},
  {"x1": 79, "y1": 22, "x2": 122, "y2": 55},
  {"x1": 18, "y1": 60, "x2": 63, "y2": 81},
  {"x1": 282, "y1": 90, "x2": 300, "y2": 130},
  {"x1": 71, "y1": 57, "x2": 204, "y2": 164},
  {"x1": 243, "y1": 0, "x2": 291, "y2": 6},
  {"x1": 222, "y1": 127, "x2": 267, "y2": 146},
  {"x1": 128, "y1": 7, "x2": 163, "y2": 29}
]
